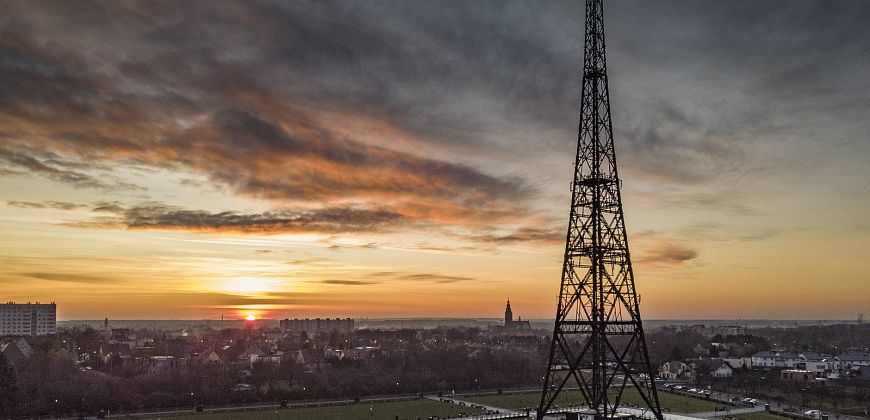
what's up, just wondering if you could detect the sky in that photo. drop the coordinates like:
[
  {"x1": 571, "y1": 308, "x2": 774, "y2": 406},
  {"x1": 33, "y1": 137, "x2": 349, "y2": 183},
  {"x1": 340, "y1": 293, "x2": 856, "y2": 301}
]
[{"x1": 1, "y1": 0, "x2": 869, "y2": 321}]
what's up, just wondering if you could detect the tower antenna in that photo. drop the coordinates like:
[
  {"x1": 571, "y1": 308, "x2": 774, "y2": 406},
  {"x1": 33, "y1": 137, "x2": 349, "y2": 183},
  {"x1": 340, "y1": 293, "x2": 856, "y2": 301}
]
[{"x1": 538, "y1": 1, "x2": 662, "y2": 418}]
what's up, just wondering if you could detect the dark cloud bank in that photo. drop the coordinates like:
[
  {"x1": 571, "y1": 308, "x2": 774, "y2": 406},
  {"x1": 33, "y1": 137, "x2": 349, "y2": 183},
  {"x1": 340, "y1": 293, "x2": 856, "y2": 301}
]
[{"x1": 1, "y1": 0, "x2": 868, "y2": 245}]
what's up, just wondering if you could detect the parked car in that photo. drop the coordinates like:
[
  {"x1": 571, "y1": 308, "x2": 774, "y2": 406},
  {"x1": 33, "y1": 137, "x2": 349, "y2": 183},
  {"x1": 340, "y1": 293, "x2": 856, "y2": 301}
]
[{"x1": 804, "y1": 409, "x2": 822, "y2": 419}]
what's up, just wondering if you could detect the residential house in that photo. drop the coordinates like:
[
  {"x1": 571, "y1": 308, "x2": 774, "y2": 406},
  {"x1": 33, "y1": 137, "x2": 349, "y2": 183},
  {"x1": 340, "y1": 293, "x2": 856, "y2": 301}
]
[
  {"x1": 836, "y1": 352, "x2": 870, "y2": 370},
  {"x1": 713, "y1": 361, "x2": 735, "y2": 378},
  {"x1": 658, "y1": 361, "x2": 696, "y2": 381},
  {"x1": 751, "y1": 350, "x2": 799, "y2": 368},
  {"x1": 197, "y1": 349, "x2": 225, "y2": 364},
  {"x1": 723, "y1": 357, "x2": 751, "y2": 369},
  {"x1": 805, "y1": 358, "x2": 840, "y2": 376},
  {"x1": 291, "y1": 348, "x2": 328, "y2": 372},
  {"x1": 146, "y1": 355, "x2": 188, "y2": 374},
  {"x1": 0, "y1": 337, "x2": 33, "y2": 364}
]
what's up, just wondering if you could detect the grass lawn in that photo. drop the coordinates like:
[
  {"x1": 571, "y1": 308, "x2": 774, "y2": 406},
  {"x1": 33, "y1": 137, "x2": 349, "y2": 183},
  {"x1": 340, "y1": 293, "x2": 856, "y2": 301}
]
[
  {"x1": 172, "y1": 399, "x2": 483, "y2": 420},
  {"x1": 460, "y1": 391, "x2": 565, "y2": 411},
  {"x1": 463, "y1": 388, "x2": 721, "y2": 414},
  {"x1": 714, "y1": 411, "x2": 792, "y2": 420},
  {"x1": 638, "y1": 390, "x2": 720, "y2": 413}
]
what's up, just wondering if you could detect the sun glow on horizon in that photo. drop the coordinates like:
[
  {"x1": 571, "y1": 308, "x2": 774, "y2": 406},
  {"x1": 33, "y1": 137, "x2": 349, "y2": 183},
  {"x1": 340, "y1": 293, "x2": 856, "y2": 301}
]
[{"x1": 217, "y1": 276, "x2": 283, "y2": 296}]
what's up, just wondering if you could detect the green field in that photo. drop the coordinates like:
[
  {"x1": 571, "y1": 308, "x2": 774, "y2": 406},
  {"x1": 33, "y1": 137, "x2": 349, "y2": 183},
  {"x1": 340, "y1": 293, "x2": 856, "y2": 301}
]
[
  {"x1": 647, "y1": 390, "x2": 720, "y2": 413},
  {"x1": 463, "y1": 389, "x2": 721, "y2": 414},
  {"x1": 173, "y1": 399, "x2": 483, "y2": 420},
  {"x1": 714, "y1": 411, "x2": 792, "y2": 420}
]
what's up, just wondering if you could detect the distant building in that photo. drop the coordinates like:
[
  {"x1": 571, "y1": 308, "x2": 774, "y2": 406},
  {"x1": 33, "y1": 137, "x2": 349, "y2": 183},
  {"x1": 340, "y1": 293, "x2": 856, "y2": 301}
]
[
  {"x1": 197, "y1": 349, "x2": 225, "y2": 364},
  {"x1": 781, "y1": 369, "x2": 815, "y2": 382},
  {"x1": 751, "y1": 350, "x2": 799, "y2": 368},
  {"x1": 805, "y1": 358, "x2": 839, "y2": 375},
  {"x1": 291, "y1": 348, "x2": 328, "y2": 372},
  {"x1": 836, "y1": 352, "x2": 870, "y2": 370},
  {"x1": 146, "y1": 355, "x2": 187, "y2": 374},
  {"x1": 723, "y1": 357, "x2": 752, "y2": 369},
  {"x1": 280, "y1": 317, "x2": 354, "y2": 334},
  {"x1": 502, "y1": 300, "x2": 533, "y2": 335},
  {"x1": 719, "y1": 325, "x2": 746, "y2": 336},
  {"x1": 712, "y1": 361, "x2": 734, "y2": 378},
  {"x1": 658, "y1": 361, "x2": 696, "y2": 381},
  {"x1": 0, "y1": 302, "x2": 56, "y2": 336},
  {"x1": 0, "y1": 337, "x2": 33, "y2": 364}
]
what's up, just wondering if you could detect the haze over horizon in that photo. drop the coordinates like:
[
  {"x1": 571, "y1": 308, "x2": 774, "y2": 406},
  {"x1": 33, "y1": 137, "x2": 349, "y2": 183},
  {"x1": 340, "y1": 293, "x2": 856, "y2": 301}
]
[{"x1": 2, "y1": 1, "x2": 869, "y2": 321}]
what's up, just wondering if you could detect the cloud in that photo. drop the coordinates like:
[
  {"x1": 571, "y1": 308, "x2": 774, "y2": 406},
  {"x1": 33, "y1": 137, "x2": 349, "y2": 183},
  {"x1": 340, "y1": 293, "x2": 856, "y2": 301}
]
[
  {"x1": 20, "y1": 272, "x2": 112, "y2": 284},
  {"x1": 13, "y1": 197, "x2": 562, "y2": 245},
  {"x1": 319, "y1": 271, "x2": 477, "y2": 286},
  {"x1": 0, "y1": 149, "x2": 145, "y2": 191},
  {"x1": 0, "y1": 12, "x2": 534, "y2": 229},
  {"x1": 320, "y1": 279, "x2": 381, "y2": 286},
  {"x1": 636, "y1": 243, "x2": 699, "y2": 266},
  {"x1": 1, "y1": 0, "x2": 869, "y2": 251},
  {"x1": 467, "y1": 226, "x2": 563, "y2": 244},
  {"x1": 397, "y1": 273, "x2": 476, "y2": 284},
  {"x1": 7, "y1": 200, "x2": 88, "y2": 210},
  {"x1": 68, "y1": 202, "x2": 406, "y2": 235}
]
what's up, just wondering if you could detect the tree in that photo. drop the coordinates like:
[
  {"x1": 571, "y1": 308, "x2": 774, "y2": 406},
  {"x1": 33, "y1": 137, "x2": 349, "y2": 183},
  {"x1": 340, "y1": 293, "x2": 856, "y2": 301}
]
[
  {"x1": 708, "y1": 345, "x2": 720, "y2": 357},
  {"x1": 0, "y1": 352, "x2": 18, "y2": 414},
  {"x1": 670, "y1": 345, "x2": 684, "y2": 361}
]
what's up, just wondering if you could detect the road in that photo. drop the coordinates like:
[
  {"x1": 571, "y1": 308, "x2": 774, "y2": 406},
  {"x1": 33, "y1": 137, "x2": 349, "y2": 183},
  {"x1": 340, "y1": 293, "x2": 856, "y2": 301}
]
[{"x1": 424, "y1": 394, "x2": 526, "y2": 419}]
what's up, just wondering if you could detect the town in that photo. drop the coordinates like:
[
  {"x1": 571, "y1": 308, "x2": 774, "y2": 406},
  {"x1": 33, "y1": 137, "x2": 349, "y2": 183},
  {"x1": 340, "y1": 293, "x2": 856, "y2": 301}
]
[{"x1": 1, "y1": 301, "x2": 868, "y2": 418}]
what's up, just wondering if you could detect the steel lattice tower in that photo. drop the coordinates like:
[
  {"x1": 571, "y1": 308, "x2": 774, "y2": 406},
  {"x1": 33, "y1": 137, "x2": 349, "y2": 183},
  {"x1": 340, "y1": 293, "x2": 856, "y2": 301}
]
[{"x1": 537, "y1": 1, "x2": 662, "y2": 419}]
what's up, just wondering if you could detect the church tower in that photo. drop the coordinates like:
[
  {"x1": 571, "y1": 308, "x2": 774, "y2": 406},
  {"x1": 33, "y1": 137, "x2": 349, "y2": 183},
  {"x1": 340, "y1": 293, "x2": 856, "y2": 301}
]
[{"x1": 504, "y1": 299, "x2": 513, "y2": 327}]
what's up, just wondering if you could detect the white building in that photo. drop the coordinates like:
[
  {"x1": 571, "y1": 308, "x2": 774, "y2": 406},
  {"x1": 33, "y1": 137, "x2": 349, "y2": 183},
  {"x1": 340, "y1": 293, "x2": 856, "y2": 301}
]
[
  {"x1": 805, "y1": 358, "x2": 839, "y2": 375},
  {"x1": 0, "y1": 302, "x2": 56, "y2": 336},
  {"x1": 751, "y1": 350, "x2": 799, "y2": 368},
  {"x1": 713, "y1": 361, "x2": 734, "y2": 378},
  {"x1": 837, "y1": 352, "x2": 870, "y2": 370},
  {"x1": 658, "y1": 361, "x2": 696, "y2": 381}
]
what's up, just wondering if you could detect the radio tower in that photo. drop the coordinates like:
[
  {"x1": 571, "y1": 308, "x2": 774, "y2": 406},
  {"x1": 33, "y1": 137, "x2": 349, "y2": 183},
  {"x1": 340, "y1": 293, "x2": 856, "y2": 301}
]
[{"x1": 537, "y1": 1, "x2": 662, "y2": 419}]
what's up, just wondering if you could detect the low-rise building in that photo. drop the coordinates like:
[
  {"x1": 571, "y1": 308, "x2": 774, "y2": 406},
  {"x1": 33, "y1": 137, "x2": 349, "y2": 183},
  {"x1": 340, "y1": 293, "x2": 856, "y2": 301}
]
[
  {"x1": 723, "y1": 357, "x2": 752, "y2": 369},
  {"x1": 0, "y1": 337, "x2": 33, "y2": 364},
  {"x1": 805, "y1": 358, "x2": 839, "y2": 375},
  {"x1": 658, "y1": 361, "x2": 696, "y2": 381},
  {"x1": 751, "y1": 350, "x2": 799, "y2": 368},
  {"x1": 291, "y1": 348, "x2": 329, "y2": 372},
  {"x1": 713, "y1": 361, "x2": 735, "y2": 378},
  {"x1": 781, "y1": 369, "x2": 815, "y2": 383},
  {"x1": 146, "y1": 356, "x2": 187, "y2": 374},
  {"x1": 836, "y1": 352, "x2": 870, "y2": 369}
]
